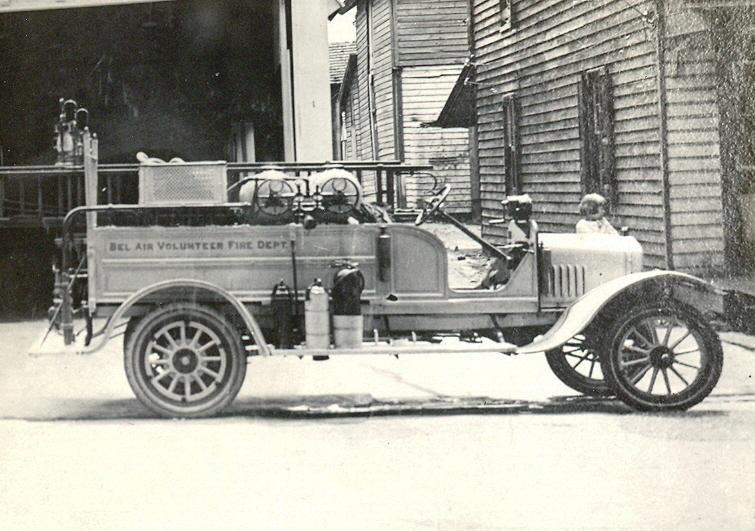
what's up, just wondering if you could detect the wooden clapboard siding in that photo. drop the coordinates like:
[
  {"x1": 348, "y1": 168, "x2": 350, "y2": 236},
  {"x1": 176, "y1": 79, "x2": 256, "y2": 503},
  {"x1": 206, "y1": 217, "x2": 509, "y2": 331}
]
[
  {"x1": 662, "y1": 1, "x2": 725, "y2": 271},
  {"x1": 341, "y1": 81, "x2": 359, "y2": 162},
  {"x1": 394, "y1": 0, "x2": 472, "y2": 212},
  {"x1": 351, "y1": 3, "x2": 375, "y2": 198},
  {"x1": 372, "y1": 0, "x2": 396, "y2": 160},
  {"x1": 474, "y1": 0, "x2": 729, "y2": 272},
  {"x1": 352, "y1": 0, "x2": 395, "y2": 162},
  {"x1": 349, "y1": 0, "x2": 396, "y2": 200},
  {"x1": 472, "y1": 0, "x2": 730, "y2": 271},
  {"x1": 345, "y1": 0, "x2": 473, "y2": 212},
  {"x1": 394, "y1": 0, "x2": 468, "y2": 66},
  {"x1": 402, "y1": 65, "x2": 471, "y2": 212},
  {"x1": 354, "y1": 3, "x2": 372, "y2": 163}
]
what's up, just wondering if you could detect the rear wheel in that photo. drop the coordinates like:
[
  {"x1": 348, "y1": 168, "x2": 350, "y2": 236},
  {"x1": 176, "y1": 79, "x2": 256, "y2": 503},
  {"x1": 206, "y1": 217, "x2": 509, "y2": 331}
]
[
  {"x1": 545, "y1": 333, "x2": 613, "y2": 396},
  {"x1": 601, "y1": 302, "x2": 723, "y2": 411},
  {"x1": 124, "y1": 303, "x2": 246, "y2": 418}
]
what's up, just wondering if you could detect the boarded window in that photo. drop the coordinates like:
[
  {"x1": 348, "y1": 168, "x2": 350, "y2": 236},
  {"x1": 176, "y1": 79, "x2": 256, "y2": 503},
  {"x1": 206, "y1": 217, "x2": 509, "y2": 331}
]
[
  {"x1": 499, "y1": 0, "x2": 514, "y2": 29},
  {"x1": 579, "y1": 68, "x2": 617, "y2": 206},
  {"x1": 502, "y1": 94, "x2": 520, "y2": 194}
]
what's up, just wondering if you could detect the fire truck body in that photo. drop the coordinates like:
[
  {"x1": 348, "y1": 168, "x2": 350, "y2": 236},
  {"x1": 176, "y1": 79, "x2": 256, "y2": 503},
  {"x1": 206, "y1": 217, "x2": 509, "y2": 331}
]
[
  {"x1": 86, "y1": 223, "x2": 645, "y2": 330},
  {"x1": 38, "y1": 137, "x2": 726, "y2": 418}
]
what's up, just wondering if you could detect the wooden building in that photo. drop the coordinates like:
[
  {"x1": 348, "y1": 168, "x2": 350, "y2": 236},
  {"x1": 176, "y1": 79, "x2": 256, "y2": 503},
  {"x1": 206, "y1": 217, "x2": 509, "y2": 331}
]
[
  {"x1": 337, "y1": 0, "x2": 477, "y2": 214},
  {"x1": 463, "y1": 0, "x2": 755, "y2": 275},
  {"x1": 329, "y1": 41, "x2": 357, "y2": 159}
]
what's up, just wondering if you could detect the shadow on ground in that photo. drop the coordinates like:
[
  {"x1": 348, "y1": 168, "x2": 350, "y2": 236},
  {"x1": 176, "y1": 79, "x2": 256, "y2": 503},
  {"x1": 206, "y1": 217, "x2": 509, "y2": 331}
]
[{"x1": 0, "y1": 393, "x2": 668, "y2": 421}]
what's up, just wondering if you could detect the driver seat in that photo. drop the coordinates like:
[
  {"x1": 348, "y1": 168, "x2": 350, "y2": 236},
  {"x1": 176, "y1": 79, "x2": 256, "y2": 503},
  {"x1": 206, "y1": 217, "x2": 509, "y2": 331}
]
[{"x1": 477, "y1": 195, "x2": 539, "y2": 290}]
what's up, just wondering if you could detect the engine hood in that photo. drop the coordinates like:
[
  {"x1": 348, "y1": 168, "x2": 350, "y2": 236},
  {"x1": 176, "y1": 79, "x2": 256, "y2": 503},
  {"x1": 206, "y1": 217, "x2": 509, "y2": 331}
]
[{"x1": 539, "y1": 233, "x2": 643, "y2": 305}]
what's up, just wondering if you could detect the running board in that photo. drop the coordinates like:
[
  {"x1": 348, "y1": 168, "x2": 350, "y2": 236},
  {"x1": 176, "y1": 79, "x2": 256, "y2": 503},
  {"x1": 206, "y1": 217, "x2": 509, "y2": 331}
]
[{"x1": 269, "y1": 336, "x2": 517, "y2": 357}]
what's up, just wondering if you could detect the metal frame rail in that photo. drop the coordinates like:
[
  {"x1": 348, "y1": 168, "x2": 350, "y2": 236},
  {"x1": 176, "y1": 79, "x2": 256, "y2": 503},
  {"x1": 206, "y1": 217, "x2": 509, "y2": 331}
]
[{"x1": 0, "y1": 160, "x2": 432, "y2": 228}]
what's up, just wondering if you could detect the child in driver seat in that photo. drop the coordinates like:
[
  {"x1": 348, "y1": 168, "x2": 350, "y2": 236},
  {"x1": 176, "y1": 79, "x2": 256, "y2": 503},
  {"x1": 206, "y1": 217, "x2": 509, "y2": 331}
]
[{"x1": 576, "y1": 193, "x2": 618, "y2": 235}]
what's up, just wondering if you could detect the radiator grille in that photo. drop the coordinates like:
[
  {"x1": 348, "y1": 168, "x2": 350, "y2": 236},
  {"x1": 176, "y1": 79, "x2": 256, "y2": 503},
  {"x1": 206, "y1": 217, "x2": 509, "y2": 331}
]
[
  {"x1": 547, "y1": 264, "x2": 587, "y2": 299},
  {"x1": 139, "y1": 163, "x2": 227, "y2": 205}
]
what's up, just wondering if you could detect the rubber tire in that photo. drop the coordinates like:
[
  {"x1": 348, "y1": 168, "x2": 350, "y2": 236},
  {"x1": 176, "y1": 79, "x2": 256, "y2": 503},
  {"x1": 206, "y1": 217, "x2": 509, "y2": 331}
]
[
  {"x1": 124, "y1": 303, "x2": 246, "y2": 418},
  {"x1": 601, "y1": 301, "x2": 723, "y2": 411},
  {"x1": 123, "y1": 315, "x2": 141, "y2": 351},
  {"x1": 545, "y1": 334, "x2": 613, "y2": 396}
]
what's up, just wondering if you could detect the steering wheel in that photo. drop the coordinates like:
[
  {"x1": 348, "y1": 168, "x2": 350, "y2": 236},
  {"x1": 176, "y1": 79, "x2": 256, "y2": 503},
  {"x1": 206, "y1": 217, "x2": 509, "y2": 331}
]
[{"x1": 415, "y1": 185, "x2": 451, "y2": 226}]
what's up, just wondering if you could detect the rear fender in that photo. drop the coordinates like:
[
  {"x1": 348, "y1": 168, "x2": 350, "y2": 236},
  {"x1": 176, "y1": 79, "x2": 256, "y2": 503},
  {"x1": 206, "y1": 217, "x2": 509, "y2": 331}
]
[
  {"x1": 88, "y1": 279, "x2": 270, "y2": 356},
  {"x1": 517, "y1": 270, "x2": 723, "y2": 354}
]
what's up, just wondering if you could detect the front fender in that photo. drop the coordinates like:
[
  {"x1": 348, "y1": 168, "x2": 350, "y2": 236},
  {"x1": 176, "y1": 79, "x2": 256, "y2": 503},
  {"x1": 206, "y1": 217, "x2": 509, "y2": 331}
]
[{"x1": 516, "y1": 270, "x2": 724, "y2": 354}]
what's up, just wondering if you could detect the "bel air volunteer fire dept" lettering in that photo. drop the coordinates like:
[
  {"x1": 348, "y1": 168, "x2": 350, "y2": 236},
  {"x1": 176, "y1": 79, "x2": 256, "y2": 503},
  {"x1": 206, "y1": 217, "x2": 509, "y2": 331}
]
[{"x1": 108, "y1": 240, "x2": 289, "y2": 252}]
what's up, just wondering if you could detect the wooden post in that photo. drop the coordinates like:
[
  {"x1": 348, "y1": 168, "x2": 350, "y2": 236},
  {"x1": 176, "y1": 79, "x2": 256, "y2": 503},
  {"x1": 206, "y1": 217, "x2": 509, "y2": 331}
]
[
  {"x1": 83, "y1": 129, "x2": 98, "y2": 228},
  {"x1": 654, "y1": 0, "x2": 673, "y2": 270}
]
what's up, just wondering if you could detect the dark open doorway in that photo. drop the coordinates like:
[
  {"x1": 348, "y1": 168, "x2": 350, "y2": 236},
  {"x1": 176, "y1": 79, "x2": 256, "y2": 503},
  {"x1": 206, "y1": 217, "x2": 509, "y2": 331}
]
[{"x1": 0, "y1": 0, "x2": 282, "y2": 166}]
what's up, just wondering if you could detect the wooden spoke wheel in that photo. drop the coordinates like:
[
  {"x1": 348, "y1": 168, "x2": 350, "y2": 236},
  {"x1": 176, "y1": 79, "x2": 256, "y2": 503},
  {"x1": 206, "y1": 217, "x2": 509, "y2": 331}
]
[
  {"x1": 601, "y1": 302, "x2": 723, "y2": 411},
  {"x1": 124, "y1": 303, "x2": 246, "y2": 418},
  {"x1": 545, "y1": 333, "x2": 613, "y2": 396}
]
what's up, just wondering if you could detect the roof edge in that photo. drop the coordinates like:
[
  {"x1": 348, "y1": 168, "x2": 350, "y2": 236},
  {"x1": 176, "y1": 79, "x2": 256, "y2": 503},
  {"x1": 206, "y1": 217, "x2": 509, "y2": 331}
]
[{"x1": 426, "y1": 62, "x2": 477, "y2": 129}]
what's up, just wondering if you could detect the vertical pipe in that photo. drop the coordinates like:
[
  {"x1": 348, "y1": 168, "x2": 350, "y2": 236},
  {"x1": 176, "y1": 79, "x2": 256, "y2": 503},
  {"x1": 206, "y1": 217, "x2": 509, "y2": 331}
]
[
  {"x1": 19, "y1": 179, "x2": 25, "y2": 215},
  {"x1": 57, "y1": 175, "x2": 64, "y2": 216},
  {"x1": 391, "y1": 68, "x2": 404, "y2": 162},
  {"x1": 0, "y1": 175, "x2": 5, "y2": 218},
  {"x1": 384, "y1": 165, "x2": 395, "y2": 209},
  {"x1": 37, "y1": 176, "x2": 43, "y2": 217},
  {"x1": 467, "y1": 0, "x2": 476, "y2": 59},
  {"x1": 376, "y1": 167, "x2": 384, "y2": 206},
  {"x1": 76, "y1": 174, "x2": 83, "y2": 207},
  {"x1": 279, "y1": 0, "x2": 296, "y2": 161},
  {"x1": 61, "y1": 270, "x2": 74, "y2": 345},
  {"x1": 655, "y1": 0, "x2": 673, "y2": 270},
  {"x1": 84, "y1": 131, "x2": 99, "y2": 314},
  {"x1": 60, "y1": 208, "x2": 74, "y2": 345},
  {"x1": 389, "y1": 0, "x2": 405, "y2": 167},
  {"x1": 466, "y1": 3, "x2": 481, "y2": 223},
  {"x1": 84, "y1": 130, "x2": 98, "y2": 226},
  {"x1": 67, "y1": 174, "x2": 73, "y2": 211},
  {"x1": 366, "y1": 1, "x2": 380, "y2": 160},
  {"x1": 115, "y1": 172, "x2": 122, "y2": 204}
]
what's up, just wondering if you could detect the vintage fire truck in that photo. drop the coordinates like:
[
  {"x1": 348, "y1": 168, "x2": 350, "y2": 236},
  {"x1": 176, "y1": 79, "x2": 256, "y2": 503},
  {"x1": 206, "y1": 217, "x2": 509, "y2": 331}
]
[{"x1": 35, "y1": 134, "x2": 726, "y2": 418}]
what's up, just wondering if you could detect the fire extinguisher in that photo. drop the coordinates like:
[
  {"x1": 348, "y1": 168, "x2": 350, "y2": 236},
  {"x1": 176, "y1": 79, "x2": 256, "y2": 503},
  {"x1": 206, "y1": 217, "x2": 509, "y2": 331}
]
[
  {"x1": 305, "y1": 279, "x2": 330, "y2": 351},
  {"x1": 270, "y1": 280, "x2": 293, "y2": 348},
  {"x1": 377, "y1": 225, "x2": 391, "y2": 282},
  {"x1": 332, "y1": 264, "x2": 365, "y2": 348}
]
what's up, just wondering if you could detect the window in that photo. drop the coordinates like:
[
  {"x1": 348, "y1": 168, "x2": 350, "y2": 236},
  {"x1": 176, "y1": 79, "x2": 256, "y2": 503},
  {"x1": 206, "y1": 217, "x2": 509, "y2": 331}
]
[
  {"x1": 502, "y1": 94, "x2": 520, "y2": 194},
  {"x1": 499, "y1": 0, "x2": 515, "y2": 30},
  {"x1": 578, "y1": 68, "x2": 617, "y2": 206}
]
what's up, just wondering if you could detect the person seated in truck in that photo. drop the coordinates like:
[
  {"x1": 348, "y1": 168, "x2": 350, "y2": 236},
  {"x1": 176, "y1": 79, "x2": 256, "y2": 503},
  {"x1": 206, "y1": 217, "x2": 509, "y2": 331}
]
[
  {"x1": 350, "y1": 201, "x2": 393, "y2": 224},
  {"x1": 478, "y1": 257, "x2": 510, "y2": 289},
  {"x1": 576, "y1": 193, "x2": 618, "y2": 235},
  {"x1": 477, "y1": 195, "x2": 535, "y2": 290}
]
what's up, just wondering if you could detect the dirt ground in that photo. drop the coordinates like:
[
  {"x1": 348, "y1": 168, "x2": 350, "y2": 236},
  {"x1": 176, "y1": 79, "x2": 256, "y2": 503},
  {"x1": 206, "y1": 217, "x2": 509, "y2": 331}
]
[{"x1": 421, "y1": 221, "x2": 493, "y2": 289}]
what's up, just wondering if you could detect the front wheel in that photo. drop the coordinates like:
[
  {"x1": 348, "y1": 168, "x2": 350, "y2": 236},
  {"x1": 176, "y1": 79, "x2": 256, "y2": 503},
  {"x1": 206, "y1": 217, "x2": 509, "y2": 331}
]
[
  {"x1": 601, "y1": 302, "x2": 723, "y2": 411},
  {"x1": 124, "y1": 303, "x2": 247, "y2": 418}
]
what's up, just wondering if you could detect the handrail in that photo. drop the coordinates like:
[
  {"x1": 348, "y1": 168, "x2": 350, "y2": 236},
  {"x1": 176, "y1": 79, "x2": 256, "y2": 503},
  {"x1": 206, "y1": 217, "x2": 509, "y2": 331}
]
[{"x1": 0, "y1": 161, "x2": 433, "y2": 224}]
